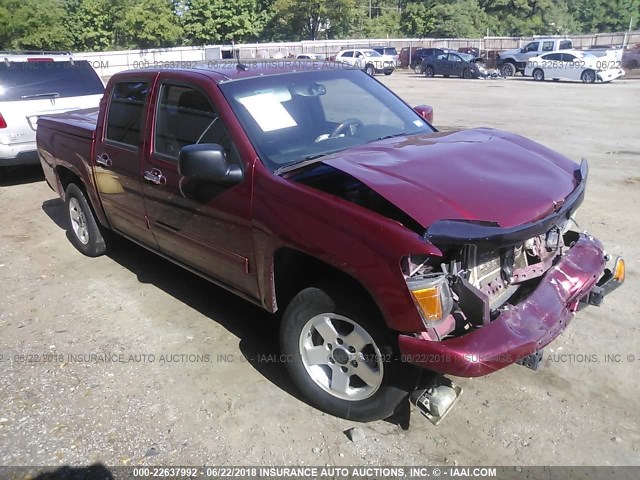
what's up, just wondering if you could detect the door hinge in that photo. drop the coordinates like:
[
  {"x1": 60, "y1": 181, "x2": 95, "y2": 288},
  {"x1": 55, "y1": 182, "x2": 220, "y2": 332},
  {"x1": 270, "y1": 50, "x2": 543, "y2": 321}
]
[{"x1": 144, "y1": 215, "x2": 150, "y2": 229}]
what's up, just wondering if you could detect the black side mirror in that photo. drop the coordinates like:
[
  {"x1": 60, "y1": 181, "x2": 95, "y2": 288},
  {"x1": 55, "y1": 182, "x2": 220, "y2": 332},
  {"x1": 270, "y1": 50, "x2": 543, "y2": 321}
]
[
  {"x1": 178, "y1": 144, "x2": 243, "y2": 184},
  {"x1": 520, "y1": 48, "x2": 526, "y2": 53}
]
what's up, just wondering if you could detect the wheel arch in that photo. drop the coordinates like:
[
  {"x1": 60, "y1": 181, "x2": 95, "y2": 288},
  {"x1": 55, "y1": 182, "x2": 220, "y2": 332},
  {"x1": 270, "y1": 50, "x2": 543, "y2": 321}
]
[
  {"x1": 55, "y1": 165, "x2": 111, "y2": 229},
  {"x1": 272, "y1": 247, "x2": 383, "y2": 324},
  {"x1": 56, "y1": 165, "x2": 83, "y2": 198}
]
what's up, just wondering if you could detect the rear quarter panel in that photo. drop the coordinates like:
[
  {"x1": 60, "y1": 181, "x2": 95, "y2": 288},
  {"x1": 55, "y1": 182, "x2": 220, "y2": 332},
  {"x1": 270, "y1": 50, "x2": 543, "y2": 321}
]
[{"x1": 37, "y1": 112, "x2": 109, "y2": 227}]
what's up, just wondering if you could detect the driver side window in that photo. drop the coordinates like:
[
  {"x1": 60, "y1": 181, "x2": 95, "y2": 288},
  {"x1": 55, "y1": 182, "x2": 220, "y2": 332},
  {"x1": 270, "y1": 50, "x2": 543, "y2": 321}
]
[
  {"x1": 524, "y1": 42, "x2": 539, "y2": 53},
  {"x1": 154, "y1": 84, "x2": 238, "y2": 164}
]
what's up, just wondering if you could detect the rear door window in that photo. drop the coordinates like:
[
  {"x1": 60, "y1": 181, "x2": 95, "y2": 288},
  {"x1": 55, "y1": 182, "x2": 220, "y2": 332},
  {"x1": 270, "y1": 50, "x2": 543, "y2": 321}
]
[
  {"x1": 542, "y1": 41, "x2": 554, "y2": 51},
  {"x1": 0, "y1": 61, "x2": 104, "y2": 101},
  {"x1": 559, "y1": 40, "x2": 572, "y2": 50},
  {"x1": 105, "y1": 81, "x2": 150, "y2": 149}
]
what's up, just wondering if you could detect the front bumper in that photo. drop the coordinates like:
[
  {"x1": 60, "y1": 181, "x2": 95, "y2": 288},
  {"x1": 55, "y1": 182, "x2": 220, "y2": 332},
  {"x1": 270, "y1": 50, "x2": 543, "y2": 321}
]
[
  {"x1": 597, "y1": 68, "x2": 625, "y2": 82},
  {"x1": 398, "y1": 234, "x2": 622, "y2": 377}
]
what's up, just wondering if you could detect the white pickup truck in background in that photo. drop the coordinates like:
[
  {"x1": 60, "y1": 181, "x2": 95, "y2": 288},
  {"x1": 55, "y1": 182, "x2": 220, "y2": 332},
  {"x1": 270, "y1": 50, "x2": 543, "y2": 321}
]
[{"x1": 497, "y1": 38, "x2": 573, "y2": 76}]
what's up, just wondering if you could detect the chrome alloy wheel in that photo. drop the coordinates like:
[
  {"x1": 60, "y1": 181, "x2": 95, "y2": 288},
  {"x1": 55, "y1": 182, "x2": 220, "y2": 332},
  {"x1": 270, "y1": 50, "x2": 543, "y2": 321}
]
[
  {"x1": 298, "y1": 313, "x2": 384, "y2": 401},
  {"x1": 69, "y1": 197, "x2": 89, "y2": 245}
]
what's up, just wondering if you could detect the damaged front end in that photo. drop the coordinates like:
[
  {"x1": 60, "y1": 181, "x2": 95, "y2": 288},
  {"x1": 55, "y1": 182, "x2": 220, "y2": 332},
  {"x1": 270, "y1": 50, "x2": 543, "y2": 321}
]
[{"x1": 398, "y1": 160, "x2": 625, "y2": 377}]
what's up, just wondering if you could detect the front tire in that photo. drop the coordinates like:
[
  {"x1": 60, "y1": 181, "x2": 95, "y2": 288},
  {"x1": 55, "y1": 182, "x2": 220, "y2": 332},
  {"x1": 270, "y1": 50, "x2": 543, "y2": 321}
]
[
  {"x1": 462, "y1": 68, "x2": 474, "y2": 79},
  {"x1": 581, "y1": 69, "x2": 596, "y2": 83},
  {"x1": 424, "y1": 66, "x2": 434, "y2": 77},
  {"x1": 414, "y1": 64, "x2": 423, "y2": 74},
  {"x1": 65, "y1": 183, "x2": 110, "y2": 257},
  {"x1": 280, "y1": 286, "x2": 412, "y2": 422},
  {"x1": 500, "y1": 62, "x2": 516, "y2": 77},
  {"x1": 365, "y1": 64, "x2": 375, "y2": 76}
]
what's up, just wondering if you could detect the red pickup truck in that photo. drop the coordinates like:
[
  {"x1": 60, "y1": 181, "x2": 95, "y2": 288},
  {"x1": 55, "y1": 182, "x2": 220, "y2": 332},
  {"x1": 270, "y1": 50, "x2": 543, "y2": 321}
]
[{"x1": 37, "y1": 61, "x2": 624, "y2": 423}]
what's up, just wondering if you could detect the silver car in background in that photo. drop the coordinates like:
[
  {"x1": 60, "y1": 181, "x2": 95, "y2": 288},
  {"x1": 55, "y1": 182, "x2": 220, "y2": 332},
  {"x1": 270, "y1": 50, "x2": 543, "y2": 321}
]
[{"x1": 0, "y1": 52, "x2": 104, "y2": 167}]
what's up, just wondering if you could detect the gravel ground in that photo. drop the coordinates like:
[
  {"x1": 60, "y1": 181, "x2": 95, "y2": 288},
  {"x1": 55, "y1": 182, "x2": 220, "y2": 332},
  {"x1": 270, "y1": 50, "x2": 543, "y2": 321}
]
[{"x1": 0, "y1": 72, "x2": 639, "y2": 469}]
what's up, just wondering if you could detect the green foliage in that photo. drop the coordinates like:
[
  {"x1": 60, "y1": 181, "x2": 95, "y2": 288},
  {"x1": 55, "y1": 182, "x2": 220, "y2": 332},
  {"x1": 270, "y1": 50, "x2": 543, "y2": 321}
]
[
  {"x1": 181, "y1": 0, "x2": 265, "y2": 44},
  {"x1": 353, "y1": 10, "x2": 403, "y2": 38},
  {"x1": 0, "y1": 0, "x2": 638, "y2": 51},
  {"x1": 263, "y1": 0, "x2": 358, "y2": 40},
  {"x1": 64, "y1": 0, "x2": 123, "y2": 51},
  {"x1": 119, "y1": 0, "x2": 183, "y2": 48},
  {"x1": 0, "y1": 0, "x2": 72, "y2": 50},
  {"x1": 400, "y1": 0, "x2": 487, "y2": 38},
  {"x1": 567, "y1": 0, "x2": 640, "y2": 33}
]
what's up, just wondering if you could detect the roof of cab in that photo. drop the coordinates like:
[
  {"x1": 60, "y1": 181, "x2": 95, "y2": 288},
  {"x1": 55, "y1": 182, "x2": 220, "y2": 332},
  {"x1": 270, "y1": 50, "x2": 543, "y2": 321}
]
[{"x1": 123, "y1": 59, "x2": 354, "y2": 83}]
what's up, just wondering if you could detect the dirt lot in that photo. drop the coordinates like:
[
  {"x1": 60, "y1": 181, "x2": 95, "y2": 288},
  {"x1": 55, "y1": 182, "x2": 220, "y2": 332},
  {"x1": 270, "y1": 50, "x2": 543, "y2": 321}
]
[{"x1": 1, "y1": 72, "x2": 639, "y2": 469}]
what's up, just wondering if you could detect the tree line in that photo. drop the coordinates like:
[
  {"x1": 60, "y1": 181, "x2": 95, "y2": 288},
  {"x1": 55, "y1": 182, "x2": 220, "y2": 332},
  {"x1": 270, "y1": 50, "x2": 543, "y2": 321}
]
[{"x1": 0, "y1": 0, "x2": 637, "y2": 52}]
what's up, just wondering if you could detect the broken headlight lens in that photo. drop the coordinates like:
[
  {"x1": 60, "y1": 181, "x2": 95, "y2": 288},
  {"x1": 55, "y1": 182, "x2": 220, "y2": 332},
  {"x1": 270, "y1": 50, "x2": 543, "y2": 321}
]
[{"x1": 407, "y1": 274, "x2": 454, "y2": 327}]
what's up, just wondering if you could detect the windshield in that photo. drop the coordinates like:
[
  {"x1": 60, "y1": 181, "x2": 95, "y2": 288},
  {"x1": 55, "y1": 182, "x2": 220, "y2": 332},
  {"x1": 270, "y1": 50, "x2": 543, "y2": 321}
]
[
  {"x1": 220, "y1": 69, "x2": 434, "y2": 172},
  {"x1": 458, "y1": 53, "x2": 475, "y2": 61},
  {"x1": 0, "y1": 61, "x2": 104, "y2": 101}
]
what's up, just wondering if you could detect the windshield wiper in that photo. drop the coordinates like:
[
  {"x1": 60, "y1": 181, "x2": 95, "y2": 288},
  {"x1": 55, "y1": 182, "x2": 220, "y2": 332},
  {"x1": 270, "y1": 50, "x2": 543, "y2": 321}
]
[
  {"x1": 20, "y1": 92, "x2": 60, "y2": 99},
  {"x1": 274, "y1": 153, "x2": 329, "y2": 176},
  {"x1": 375, "y1": 132, "x2": 407, "y2": 141}
]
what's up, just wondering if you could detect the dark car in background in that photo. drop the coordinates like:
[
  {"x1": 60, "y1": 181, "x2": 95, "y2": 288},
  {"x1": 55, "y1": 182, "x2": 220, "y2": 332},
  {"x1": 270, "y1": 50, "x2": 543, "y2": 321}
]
[
  {"x1": 622, "y1": 43, "x2": 640, "y2": 70},
  {"x1": 458, "y1": 47, "x2": 480, "y2": 57},
  {"x1": 422, "y1": 52, "x2": 488, "y2": 79},
  {"x1": 410, "y1": 48, "x2": 455, "y2": 73}
]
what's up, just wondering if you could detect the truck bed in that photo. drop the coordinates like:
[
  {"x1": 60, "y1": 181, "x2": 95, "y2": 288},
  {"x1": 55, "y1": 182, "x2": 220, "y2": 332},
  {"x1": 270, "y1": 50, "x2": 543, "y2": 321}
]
[
  {"x1": 37, "y1": 108, "x2": 100, "y2": 198},
  {"x1": 37, "y1": 108, "x2": 99, "y2": 140}
]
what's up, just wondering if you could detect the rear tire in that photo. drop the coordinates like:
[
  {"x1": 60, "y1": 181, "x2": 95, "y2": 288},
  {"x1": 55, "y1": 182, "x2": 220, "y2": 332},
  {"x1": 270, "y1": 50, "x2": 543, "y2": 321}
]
[
  {"x1": 280, "y1": 286, "x2": 415, "y2": 422},
  {"x1": 65, "y1": 183, "x2": 110, "y2": 257},
  {"x1": 532, "y1": 68, "x2": 544, "y2": 81}
]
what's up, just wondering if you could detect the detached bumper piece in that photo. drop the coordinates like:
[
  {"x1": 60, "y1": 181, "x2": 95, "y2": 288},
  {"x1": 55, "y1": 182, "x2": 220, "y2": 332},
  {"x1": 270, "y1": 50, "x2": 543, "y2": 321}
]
[
  {"x1": 411, "y1": 376, "x2": 462, "y2": 425},
  {"x1": 516, "y1": 349, "x2": 544, "y2": 371},
  {"x1": 399, "y1": 234, "x2": 618, "y2": 377},
  {"x1": 579, "y1": 256, "x2": 625, "y2": 308}
]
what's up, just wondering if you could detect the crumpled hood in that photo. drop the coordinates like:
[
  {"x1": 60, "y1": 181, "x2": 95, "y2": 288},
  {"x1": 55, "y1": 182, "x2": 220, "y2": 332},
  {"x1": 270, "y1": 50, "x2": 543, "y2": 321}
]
[{"x1": 323, "y1": 128, "x2": 580, "y2": 229}]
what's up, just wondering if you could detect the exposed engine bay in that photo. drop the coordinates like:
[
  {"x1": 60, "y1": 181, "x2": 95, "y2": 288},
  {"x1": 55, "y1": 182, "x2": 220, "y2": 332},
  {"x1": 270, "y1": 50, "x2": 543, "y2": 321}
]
[
  {"x1": 402, "y1": 224, "x2": 576, "y2": 340},
  {"x1": 289, "y1": 158, "x2": 622, "y2": 345}
]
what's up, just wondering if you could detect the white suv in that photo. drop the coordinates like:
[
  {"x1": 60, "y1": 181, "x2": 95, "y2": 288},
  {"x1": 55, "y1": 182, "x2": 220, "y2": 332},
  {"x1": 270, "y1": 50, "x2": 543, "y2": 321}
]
[
  {"x1": 0, "y1": 52, "x2": 104, "y2": 167},
  {"x1": 335, "y1": 49, "x2": 395, "y2": 76}
]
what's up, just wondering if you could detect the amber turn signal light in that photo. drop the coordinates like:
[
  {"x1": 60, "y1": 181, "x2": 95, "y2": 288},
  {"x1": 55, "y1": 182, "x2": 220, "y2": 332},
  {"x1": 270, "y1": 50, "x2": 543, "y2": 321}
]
[{"x1": 613, "y1": 257, "x2": 625, "y2": 283}]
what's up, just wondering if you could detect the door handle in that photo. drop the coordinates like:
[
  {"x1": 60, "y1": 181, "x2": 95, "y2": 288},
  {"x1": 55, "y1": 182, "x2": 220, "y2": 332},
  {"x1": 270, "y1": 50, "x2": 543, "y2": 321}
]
[
  {"x1": 143, "y1": 169, "x2": 166, "y2": 186},
  {"x1": 96, "y1": 153, "x2": 112, "y2": 167}
]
